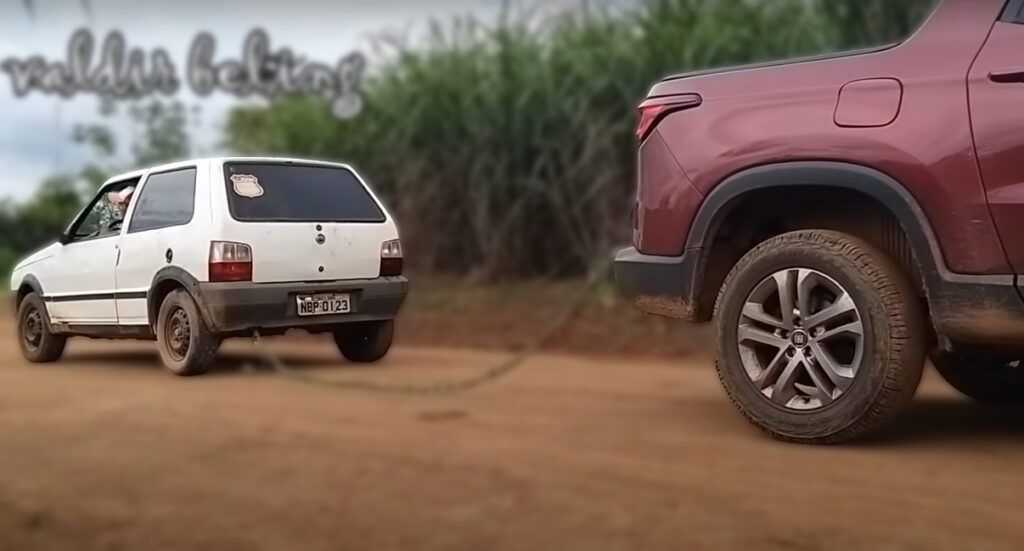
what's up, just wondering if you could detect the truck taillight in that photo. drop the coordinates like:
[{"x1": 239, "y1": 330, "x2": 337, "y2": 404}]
[
  {"x1": 380, "y1": 239, "x2": 403, "y2": 277},
  {"x1": 636, "y1": 93, "x2": 702, "y2": 143},
  {"x1": 209, "y1": 241, "x2": 253, "y2": 282}
]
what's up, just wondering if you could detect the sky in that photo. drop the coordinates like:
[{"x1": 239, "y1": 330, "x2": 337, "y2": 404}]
[{"x1": 0, "y1": 0, "x2": 588, "y2": 201}]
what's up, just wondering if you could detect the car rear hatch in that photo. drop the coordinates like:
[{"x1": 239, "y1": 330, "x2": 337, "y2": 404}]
[{"x1": 219, "y1": 161, "x2": 395, "y2": 284}]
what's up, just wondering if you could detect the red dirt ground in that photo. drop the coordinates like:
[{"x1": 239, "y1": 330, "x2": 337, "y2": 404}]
[{"x1": 2, "y1": 314, "x2": 1024, "y2": 550}]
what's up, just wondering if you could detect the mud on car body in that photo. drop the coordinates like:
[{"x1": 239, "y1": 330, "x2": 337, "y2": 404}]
[
  {"x1": 11, "y1": 157, "x2": 407, "y2": 376},
  {"x1": 615, "y1": 0, "x2": 1024, "y2": 443}
]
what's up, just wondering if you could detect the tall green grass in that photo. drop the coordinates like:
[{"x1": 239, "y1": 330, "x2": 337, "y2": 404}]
[{"x1": 226, "y1": 0, "x2": 935, "y2": 279}]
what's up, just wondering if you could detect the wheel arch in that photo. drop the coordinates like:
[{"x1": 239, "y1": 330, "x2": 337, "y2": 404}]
[
  {"x1": 14, "y1": 275, "x2": 44, "y2": 311},
  {"x1": 688, "y1": 161, "x2": 944, "y2": 278},
  {"x1": 684, "y1": 160, "x2": 1024, "y2": 345},
  {"x1": 685, "y1": 161, "x2": 948, "y2": 325},
  {"x1": 147, "y1": 267, "x2": 209, "y2": 329}
]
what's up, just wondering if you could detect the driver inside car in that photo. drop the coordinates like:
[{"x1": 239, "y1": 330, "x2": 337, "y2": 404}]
[{"x1": 99, "y1": 186, "x2": 135, "y2": 231}]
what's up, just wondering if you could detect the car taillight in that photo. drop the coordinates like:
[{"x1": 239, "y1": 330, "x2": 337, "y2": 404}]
[
  {"x1": 636, "y1": 93, "x2": 702, "y2": 143},
  {"x1": 209, "y1": 241, "x2": 253, "y2": 282},
  {"x1": 380, "y1": 239, "x2": 403, "y2": 277}
]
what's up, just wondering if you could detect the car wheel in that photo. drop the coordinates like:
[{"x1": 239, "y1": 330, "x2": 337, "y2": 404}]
[
  {"x1": 713, "y1": 230, "x2": 925, "y2": 444},
  {"x1": 334, "y1": 320, "x2": 394, "y2": 363},
  {"x1": 17, "y1": 292, "x2": 67, "y2": 363},
  {"x1": 931, "y1": 352, "x2": 1024, "y2": 405},
  {"x1": 156, "y1": 289, "x2": 219, "y2": 376}
]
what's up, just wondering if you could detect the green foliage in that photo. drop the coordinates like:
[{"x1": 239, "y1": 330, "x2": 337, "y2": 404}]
[
  {"x1": 74, "y1": 98, "x2": 199, "y2": 190},
  {"x1": 0, "y1": 245, "x2": 16, "y2": 283},
  {"x1": 818, "y1": 0, "x2": 938, "y2": 49},
  {"x1": 224, "y1": 0, "x2": 937, "y2": 279},
  {"x1": 2, "y1": 98, "x2": 200, "y2": 277},
  {"x1": 128, "y1": 101, "x2": 195, "y2": 167},
  {"x1": 0, "y1": 174, "x2": 81, "y2": 278}
]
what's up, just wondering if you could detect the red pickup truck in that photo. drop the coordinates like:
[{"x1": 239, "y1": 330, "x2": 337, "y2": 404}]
[{"x1": 615, "y1": 0, "x2": 1024, "y2": 443}]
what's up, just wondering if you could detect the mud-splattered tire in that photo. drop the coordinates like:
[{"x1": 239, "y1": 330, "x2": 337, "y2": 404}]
[
  {"x1": 156, "y1": 289, "x2": 219, "y2": 376},
  {"x1": 713, "y1": 230, "x2": 926, "y2": 444},
  {"x1": 17, "y1": 292, "x2": 66, "y2": 363},
  {"x1": 334, "y1": 320, "x2": 394, "y2": 363},
  {"x1": 931, "y1": 352, "x2": 1024, "y2": 405}
]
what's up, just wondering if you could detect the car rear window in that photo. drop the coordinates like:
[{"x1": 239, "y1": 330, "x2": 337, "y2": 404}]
[{"x1": 223, "y1": 163, "x2": 386, "y2": 223}]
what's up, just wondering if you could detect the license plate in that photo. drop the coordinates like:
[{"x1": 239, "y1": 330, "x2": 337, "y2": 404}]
[{"x1": 296, "y1": 293, "x2": 351, "y2": 316}]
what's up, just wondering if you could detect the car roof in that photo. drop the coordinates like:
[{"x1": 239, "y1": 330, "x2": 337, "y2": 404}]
[{"x1": 100, "y1": 157, "x2": 358, "y2": 187}]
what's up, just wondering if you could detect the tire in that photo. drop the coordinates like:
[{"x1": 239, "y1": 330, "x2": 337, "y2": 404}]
[
  {"x1": 334, "y1": 320, "x2": 394, "y2": 363},
  {"x1": 713, "y1": 230, "x2": 925, "y2": 444},
  {"x1": 16, "y1": 292, "x2": 67, "y2": 363},
  {"x1": 931, "y1": 352, "x2": 1024, "y2": 405},
  {"x1": 156, "y1": 289, "x2": 219, "y2": 376}
]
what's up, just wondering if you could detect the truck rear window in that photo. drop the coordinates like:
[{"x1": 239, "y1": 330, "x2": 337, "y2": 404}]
[{"x1": 223, "y1": 163, "x2": 386, "y2": 223}]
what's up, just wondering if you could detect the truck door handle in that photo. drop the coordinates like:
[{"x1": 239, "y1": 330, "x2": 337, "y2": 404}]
[{"x1": 989, "y1": 68, "x2": 1024, "y2": 83}]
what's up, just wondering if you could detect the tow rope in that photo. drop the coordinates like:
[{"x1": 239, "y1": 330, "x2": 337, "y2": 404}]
[{"x1": 245, "y1": 259, "x2": 613, "y2": 395}]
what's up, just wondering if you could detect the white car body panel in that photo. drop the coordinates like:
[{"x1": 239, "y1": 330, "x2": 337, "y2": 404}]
[
  {"x1": 10, "y1": 157, "x2": 399, "y2": 328},
  {"x1": 210, "y1": 158, "x2": 396, "y2": 284},
  {"x1": 46, "y1": 238, "x2": 120, "y2": 323},
  {"x1": 113, "y1": 163, "x2": 212, "y2": 325}
]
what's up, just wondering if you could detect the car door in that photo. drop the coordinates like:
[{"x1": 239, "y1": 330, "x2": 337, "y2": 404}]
[
  {"x1": 115, "y1": 167, "x2": 200, "y2": 325},
  {"x1": 45, "y1": 180, "x2": 138, "y2": 324},
  {"x1": 968, "y1": 5, "x2": 1024, "y2": 273}
]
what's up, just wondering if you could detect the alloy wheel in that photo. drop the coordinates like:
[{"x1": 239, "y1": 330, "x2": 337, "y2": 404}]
[{"x1": 737, "y1": 268, "x2": 865, "y2": 410}]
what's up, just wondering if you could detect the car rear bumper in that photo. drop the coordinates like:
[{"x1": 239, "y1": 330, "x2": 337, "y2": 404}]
[
  {"x1": 613, "y1": 247, "x2": 702, "y2": 321},
  {"x1": 196, "y1": 276, "x2": 408, "y2": 335}
]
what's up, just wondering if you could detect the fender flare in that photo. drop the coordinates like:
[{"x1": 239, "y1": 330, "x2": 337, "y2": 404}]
[
  {"x1": 13, "y1": 275, "x2": 44, "y2": 310},
  {"x1": 147, "y1": 267, "x2": 213, "y2": 328},
  {"x1": 686, "y1": 161, "x2": 947, "y2": 285},
  {"x1": 17, "y1": 275, "x2": 45, "y2": 296},
  {"x1": 681, "y1": 161, "x2": 1024, "y2": 343}
]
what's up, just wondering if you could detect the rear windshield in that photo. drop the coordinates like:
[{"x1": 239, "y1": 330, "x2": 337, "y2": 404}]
[{"x1": 224, "y1": 163, "x2": 386, "y2": 223}]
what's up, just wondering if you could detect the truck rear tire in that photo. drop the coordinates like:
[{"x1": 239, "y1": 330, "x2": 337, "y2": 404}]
[
  {"x1": 931, "y1": 352, "x2": 1024, "y2": 405},
  {"x1": 17, "y1": 292, "x2": 66, "y2": 363},
  {"x1": 713, "y1": 230, "x2": 925, "y2": 444},
  {"x1": 156, "y1": 289, "x2": 219, "y2": 376},
  {"x1": 334, "y1": 320, "x2": 394, "y2": 363}
]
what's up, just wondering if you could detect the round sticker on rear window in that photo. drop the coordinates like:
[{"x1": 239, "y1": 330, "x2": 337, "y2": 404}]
[{"x1": 230, "y1": 174, "x2": 264, "y2": 198}]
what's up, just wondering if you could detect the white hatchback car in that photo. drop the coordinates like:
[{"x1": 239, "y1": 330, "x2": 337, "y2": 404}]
[{"x1": 10, "y1": 158, "x2": 408, "y2": 375}]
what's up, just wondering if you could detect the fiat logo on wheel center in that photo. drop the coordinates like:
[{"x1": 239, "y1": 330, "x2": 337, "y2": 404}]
[{"x1": 791, "y1": 330, "x2": 808, "y2": 348}]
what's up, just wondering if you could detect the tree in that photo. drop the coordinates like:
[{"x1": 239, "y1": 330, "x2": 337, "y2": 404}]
[
  {"x1": 2, "y1": 98, "x2": 200, "y2": 278},
  {"x1": 14, "y1": 175, "x2": 83, "y2": 249},
  {"x1": 128, "y1": 101, "x2": 195, "y2": 167},
  {"x1": 0, "y1": 175, "x2": 82, "y2": 277},
  {"x1": 74, "y1": 98, "x2": 199, "y2": 190}
]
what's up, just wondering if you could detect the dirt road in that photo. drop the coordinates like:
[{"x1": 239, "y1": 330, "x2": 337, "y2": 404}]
[{"x1": 1, "y1": 320, "x2": 1023, "y2": 551}]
